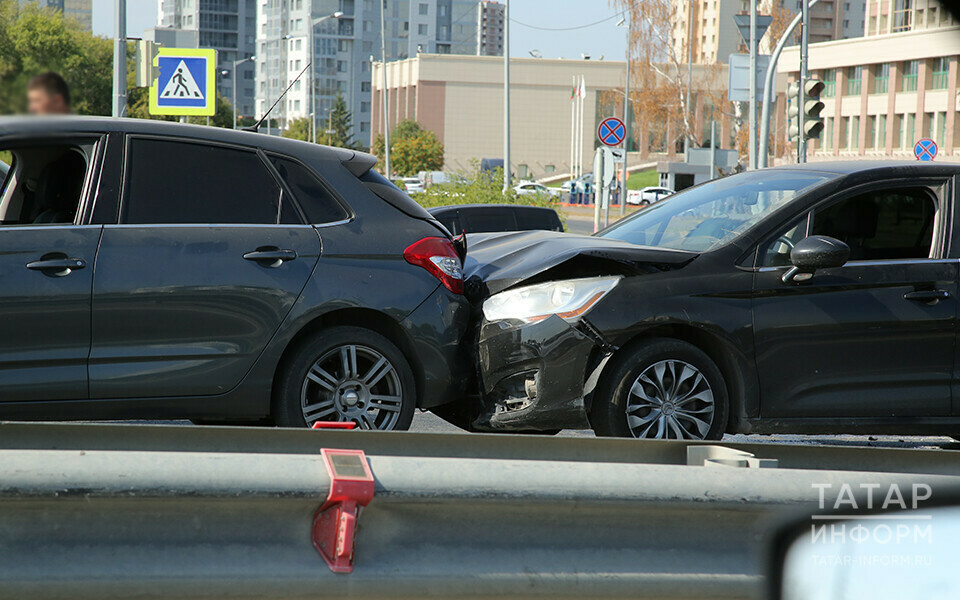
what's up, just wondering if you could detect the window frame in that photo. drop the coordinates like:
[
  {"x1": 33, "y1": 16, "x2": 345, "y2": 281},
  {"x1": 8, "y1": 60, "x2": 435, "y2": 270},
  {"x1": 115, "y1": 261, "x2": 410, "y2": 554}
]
[
  {"x1": 118, "y1": 135, "x2": 309, "y2": 226},
  {"x1": 750, "y1": 178, "x2": 952, "y2": 270}
]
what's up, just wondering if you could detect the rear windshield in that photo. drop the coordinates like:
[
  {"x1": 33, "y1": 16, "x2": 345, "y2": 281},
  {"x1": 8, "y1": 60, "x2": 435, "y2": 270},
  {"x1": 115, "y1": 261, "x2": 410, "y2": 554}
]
[{"x1": 359, "y1": 170, "x2": 434, "y2": 221}]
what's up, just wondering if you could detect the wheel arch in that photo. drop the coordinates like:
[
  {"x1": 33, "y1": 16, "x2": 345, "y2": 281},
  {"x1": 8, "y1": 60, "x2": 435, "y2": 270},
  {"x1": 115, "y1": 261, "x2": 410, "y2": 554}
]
[
  {"x1": 271, "y1": 307, "x2": 425, "y2": 412},
  {"x1": 599, "y1": 323, "x2": 754, "y2": 434}
]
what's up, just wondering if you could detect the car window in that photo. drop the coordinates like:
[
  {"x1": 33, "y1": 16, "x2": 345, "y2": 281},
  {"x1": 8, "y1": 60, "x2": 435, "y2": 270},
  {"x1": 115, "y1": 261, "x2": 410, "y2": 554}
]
[
  {"x1": 516, "y1": 207, "x2": 562, "y2": 231},
  {"x1": 599, "y1": 170, "x2": 836, "y2": 252},
  {"x1": 0, "y1": 142, "x2": 92, "y2": 226},
  {"x1": 269, "y1": 156, "x2": 346, "y2": 224},
  {"x1": 123, "y1": 139, "x2": 286, "y2": 225},
  {"x1": 462, "y1": 208, "x2": 518, "y2": 233},
  {"x1": 759, "y1": 216, "x2": 810, "y2": 267},
  {"x1": 812, "y1": 187, "x2": 936, "y2": 261}
]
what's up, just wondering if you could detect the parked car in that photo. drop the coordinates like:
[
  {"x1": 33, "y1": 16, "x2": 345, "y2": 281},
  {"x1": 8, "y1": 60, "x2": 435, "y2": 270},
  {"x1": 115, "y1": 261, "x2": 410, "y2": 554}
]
[
  {"x1": 460, "y1": 162, "x2": 960, "y2": 440},
  {"x1": 627, "y1": 186, "x2": 674, "y2": 205},
  {"x1": 428, "y1": 204, "x2": 564, "y2": 235},
  {"x1": 514, "y1": 182, "x2": 561, "y2": 198},
  {"x1": 0, "y1": 116, "x2": 471, "y2": 430},
  {"x1": 402, "y1": 176, "x2": 424, "y2": 194}
]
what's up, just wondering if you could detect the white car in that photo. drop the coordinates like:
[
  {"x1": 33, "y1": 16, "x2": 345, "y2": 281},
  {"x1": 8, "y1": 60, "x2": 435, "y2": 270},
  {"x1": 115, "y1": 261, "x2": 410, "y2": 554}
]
[
  {"x1": 514, "y1": 182, "x2": 561, "y2": 197},
  {"x1": 402, "y1": 177, "x2": 425, "y2": 194},
  {"x1": 627, "y1": 186, "x2": 675, "y2": 205}
]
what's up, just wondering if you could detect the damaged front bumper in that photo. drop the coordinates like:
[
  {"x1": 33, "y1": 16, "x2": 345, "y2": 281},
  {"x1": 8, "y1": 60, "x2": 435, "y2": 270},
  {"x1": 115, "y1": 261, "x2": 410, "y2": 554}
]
[{"x1": 473, "y1": 315, "x2": 613, "y2": 432}]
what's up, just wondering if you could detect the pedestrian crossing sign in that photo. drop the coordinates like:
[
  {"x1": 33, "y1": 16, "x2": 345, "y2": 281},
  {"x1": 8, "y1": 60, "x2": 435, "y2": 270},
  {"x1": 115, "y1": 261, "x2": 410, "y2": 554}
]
[{"x1": 149, "y1": 48, "x2": 217, "y2": 117}]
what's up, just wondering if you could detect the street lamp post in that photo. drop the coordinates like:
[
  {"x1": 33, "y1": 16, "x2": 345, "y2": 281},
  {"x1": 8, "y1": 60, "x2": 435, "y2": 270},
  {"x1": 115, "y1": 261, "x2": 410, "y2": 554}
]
[
  {"x1": 380, "y1": 0, "x2": 391, "y2": 178},
  {"x1": 309, "y1": 11, "x2": 344, "y2": 144},
  {"x1": 232, "y1": 56, "x2": 255, "y2": 130},
  {"x1": 618, "y1": 10, "x2": 631, "y2": 217}
]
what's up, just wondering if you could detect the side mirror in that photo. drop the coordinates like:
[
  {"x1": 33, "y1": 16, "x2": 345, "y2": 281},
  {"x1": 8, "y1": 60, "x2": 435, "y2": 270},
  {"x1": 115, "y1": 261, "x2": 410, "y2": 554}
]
[
  {"x1": 782, "y1": 235, "x2": 849, "y2": 284},
  {"x1": 769, "y1": 494, "x2": 954, "y2": 600}
]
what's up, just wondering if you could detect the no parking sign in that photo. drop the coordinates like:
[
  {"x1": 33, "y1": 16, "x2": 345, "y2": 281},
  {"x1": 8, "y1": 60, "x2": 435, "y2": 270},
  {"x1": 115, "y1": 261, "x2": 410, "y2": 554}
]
[{"x1": 914, "y1": 138, "x2": 938, "y2": 161}]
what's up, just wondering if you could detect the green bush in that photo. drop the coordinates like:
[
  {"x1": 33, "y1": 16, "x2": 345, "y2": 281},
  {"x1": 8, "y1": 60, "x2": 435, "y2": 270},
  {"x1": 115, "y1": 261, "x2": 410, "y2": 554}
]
[{"x1": 414, "y1": 168, "x2": 560, "y2": 214}]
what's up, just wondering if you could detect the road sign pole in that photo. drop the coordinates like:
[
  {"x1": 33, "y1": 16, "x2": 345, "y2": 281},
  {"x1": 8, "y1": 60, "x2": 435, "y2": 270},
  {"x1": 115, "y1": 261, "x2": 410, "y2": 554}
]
[
  {"x1": 799, "y1": 0, "x2": 810, "y2": 163},
  {"x1": 758, "y1": 0, "x2": 819, "y2": 169},
  {"x1": 748, "y1": 0, "x2": 757, "y2": 170},
  {"x1": 710, "y1": 120, "x2": 717, "y2": 180},
  {"x1": 502, "y1": 0, "x2": 511, "y2": 193},
  {"x1": 379, "y1": 0, "x2": 391, "y2": 178},
  {"x1": 593, "y1": 148, "x2": 603, "y2": 233},
  {"x1": 621, "y1": 10, "x2": 631, "y2": 218},
  {"x1": 112, "y1": 0, "x2": 126, "y2": 117}
]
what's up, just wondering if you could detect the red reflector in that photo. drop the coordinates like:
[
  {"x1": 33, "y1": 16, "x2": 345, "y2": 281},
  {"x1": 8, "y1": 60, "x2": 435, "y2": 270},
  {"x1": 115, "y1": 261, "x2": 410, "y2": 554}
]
[
  {"x1": 312, "y1": 421, "x2": 358, "y2": 430},
  {"x1": 312, "y1": 448, "x2": 375, "y2": 573},
  {"x1": 403, "y1": 237, "x2": 464, "y2": 294}
]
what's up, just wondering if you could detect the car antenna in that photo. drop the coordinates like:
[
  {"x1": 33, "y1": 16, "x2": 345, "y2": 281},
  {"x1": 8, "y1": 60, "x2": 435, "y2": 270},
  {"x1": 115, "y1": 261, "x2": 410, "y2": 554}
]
[{"x1": 243, "y1": 62, "x2": 311, "y2": 133}]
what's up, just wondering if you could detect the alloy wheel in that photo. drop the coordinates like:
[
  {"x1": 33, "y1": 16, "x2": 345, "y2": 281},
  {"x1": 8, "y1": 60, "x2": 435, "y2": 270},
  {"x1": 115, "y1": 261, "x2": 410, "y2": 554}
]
[
  {"x1": 625, "y1": 359, "x2": 715, "y2": 439},
  {"x1": 300, "y1": 344, "x2": 404, "y2": 430}
]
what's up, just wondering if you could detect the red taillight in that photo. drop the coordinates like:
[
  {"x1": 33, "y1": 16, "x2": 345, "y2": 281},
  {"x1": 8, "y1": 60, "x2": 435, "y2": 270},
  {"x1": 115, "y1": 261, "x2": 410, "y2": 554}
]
[{"x1": 403, "y1": 237, "x2": 464, "y2": 294}]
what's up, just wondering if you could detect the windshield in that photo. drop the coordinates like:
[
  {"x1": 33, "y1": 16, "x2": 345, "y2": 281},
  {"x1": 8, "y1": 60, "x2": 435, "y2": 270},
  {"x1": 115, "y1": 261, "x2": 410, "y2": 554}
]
[{"x1": 599, "y1": 170, "x2": 836, "y2": 252}]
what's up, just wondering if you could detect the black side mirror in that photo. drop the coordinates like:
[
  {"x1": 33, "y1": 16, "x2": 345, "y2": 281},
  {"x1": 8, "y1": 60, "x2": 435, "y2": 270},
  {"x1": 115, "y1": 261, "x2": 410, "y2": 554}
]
[{"x1": 782, "y1": 235, "x2": 849, "y2": 284}]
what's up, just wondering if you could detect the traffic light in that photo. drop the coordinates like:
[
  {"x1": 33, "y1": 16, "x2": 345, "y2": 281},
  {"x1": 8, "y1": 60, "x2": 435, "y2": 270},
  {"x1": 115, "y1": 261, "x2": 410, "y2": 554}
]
[
  {"x1": 787, "y1": 79, "x2": 826, "y2": 141},
  {"x1": 135, "y1": 39, "x2": 161, "y2": 88}
]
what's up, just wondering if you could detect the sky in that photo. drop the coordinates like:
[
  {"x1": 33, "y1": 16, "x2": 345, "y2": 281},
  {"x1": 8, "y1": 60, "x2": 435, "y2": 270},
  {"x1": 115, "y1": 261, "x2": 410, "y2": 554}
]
[{"x1": 90, "y1": 0, "x2": 628, "y2": 61}]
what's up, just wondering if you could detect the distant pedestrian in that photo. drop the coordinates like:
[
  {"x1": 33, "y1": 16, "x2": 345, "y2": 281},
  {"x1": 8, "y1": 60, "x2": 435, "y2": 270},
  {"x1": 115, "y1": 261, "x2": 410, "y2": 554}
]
[{"x1": 27, "y1": 71, "x2": 72, "y2": 115}]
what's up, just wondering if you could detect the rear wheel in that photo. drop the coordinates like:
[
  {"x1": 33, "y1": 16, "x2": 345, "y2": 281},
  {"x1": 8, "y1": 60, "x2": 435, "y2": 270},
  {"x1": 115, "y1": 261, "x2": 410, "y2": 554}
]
[
  {"x1": 273, "y1": 326, "x2": 416, "y2": 430},
  {"x1": 591, "y1": 338, "x2": 727, "y2": 440}
]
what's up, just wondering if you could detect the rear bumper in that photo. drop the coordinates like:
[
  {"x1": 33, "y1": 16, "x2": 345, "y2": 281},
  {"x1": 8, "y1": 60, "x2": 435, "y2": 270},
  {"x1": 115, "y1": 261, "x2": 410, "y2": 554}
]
[
  {"x1": 474, "y1": 315, "x2": 610, "y2": 432},
  {"x1": 400, "y1": 285, "x2": 473, "y2": 409}
]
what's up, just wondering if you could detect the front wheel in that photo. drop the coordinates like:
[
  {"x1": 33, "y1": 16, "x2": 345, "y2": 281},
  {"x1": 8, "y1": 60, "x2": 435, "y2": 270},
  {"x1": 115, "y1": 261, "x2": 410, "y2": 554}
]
[
  {"x1": 273, "y1": 326, "x2": 416, "y2": 430},
  {"x1": 591, "y1": 339, "x2": 728, "y2": 440}
]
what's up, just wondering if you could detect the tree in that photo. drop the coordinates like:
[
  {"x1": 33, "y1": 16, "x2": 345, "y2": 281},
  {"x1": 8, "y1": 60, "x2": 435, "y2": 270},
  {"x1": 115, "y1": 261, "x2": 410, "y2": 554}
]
[
  {"x1": 608, "y1": 0, "x2": 726, "y2": 154},
  {"x1": 282, "y1": 116, "x2": 311, "y2": 141},
  {"x1": 0, "y1": 1, "x2": 112, "y2": 115},
  {"x1": 371, "y1": 120, "x2": 444, "y2": 176}
]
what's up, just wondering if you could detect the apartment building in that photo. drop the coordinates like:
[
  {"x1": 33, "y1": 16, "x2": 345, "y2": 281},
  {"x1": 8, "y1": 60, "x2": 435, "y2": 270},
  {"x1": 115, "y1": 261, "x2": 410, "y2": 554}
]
[
  {"x1": 674, "y1": 0, "x2": 865, "y2": 64},
  {"x1": 256, "y1": 0, "x2": 500, "y2": 147},
  {"x1": 780, "y1": 0, "x2": 960, "y2": 161},
  {"x1": 477, "y1": 1, "x2": 505, "y2": 56},
  {"x1": 19, "y1": 0, "x2": 92, "y2": 30},
  {"x1": 157, "y1": 0, "x2": 258, "y2": 120}
]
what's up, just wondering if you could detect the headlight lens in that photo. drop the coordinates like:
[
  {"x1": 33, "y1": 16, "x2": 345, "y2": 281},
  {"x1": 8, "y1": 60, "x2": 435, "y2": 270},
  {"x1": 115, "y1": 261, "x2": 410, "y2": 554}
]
[{"x1": 482, "y1": 276, "x2": 622, "y2": 324}]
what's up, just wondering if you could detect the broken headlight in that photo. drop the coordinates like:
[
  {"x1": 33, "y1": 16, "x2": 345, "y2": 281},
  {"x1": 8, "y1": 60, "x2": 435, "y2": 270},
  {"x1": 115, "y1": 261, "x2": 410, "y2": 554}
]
[{"x1": 482, "y1": 276, "x2": 622, "y2": 325}]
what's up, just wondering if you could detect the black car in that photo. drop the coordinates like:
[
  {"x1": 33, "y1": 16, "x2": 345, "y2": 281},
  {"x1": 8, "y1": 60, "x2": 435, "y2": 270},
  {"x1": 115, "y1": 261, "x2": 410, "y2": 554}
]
[
  {"x1": 0, "y1": 116, "x2": 470, "y2": 430},
  {"x1": 428, "y1": 204, "x2": 564, "y2": 235},
  {"x1": 461, "y1": 162, "x2": 960, "y2": 439}
]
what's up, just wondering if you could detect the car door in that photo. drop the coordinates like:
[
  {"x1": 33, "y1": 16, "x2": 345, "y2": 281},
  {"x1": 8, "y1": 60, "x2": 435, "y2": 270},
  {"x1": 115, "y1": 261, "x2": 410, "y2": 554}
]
[
  {"x1": 752, "y1": 180, "x2": 956, "y2": 418},
  {"x1": 0, "y1": 135, "x2": 104, "y2": 401},
  {"x1": 89, "y1": 136, "x2": 321, "y2": 399}
]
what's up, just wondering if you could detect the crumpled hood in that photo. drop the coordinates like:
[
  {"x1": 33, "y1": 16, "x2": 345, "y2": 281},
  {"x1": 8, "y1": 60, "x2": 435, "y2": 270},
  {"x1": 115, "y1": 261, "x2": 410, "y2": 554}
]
[{"x1": 462, "y1": 230, "x2": 698, "y2": 299}]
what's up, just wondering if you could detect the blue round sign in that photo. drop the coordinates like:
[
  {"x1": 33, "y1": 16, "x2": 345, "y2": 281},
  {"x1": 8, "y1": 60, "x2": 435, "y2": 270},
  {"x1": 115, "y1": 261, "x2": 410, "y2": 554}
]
[
  {"x1": 914, "y1": 138, "x2": 938, "y2": 161},
  {"x1": 597, "y1": 117, "x2": 626, "y2": 147}
]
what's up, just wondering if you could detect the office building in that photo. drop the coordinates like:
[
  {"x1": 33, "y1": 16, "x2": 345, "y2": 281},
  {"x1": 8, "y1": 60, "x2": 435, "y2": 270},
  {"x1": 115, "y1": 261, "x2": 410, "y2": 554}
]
[
  {"x1": 780, "y1": 0, "x2": 960, "y2": 161},
  {"x1": 256, "y1": 0, "x2": 503, "y2": 147},
  {"x1": 157, "y1": 0, "x2": 258, "y2": 121},
  {"x1": 370, "y1": 54, "x2": 768, "y2": 179},
  {"x1": 19, "y1": 0, "x2": 92, "y2": 30}
]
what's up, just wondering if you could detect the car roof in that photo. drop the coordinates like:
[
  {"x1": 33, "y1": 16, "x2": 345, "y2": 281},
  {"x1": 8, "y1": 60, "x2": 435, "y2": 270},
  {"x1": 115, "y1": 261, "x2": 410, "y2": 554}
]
[
  {"x1": 0, "y1": 115, "x2": 378, "y2": 176},
  {"x1": 764, "y1": 160, "x2": 960, "y2": 177}
]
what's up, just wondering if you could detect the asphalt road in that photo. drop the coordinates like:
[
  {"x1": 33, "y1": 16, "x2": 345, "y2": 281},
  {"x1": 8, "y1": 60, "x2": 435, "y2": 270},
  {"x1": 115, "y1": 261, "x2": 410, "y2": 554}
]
[{"x1": 409, "y1": 410, "x2": 960, "y2": 450}]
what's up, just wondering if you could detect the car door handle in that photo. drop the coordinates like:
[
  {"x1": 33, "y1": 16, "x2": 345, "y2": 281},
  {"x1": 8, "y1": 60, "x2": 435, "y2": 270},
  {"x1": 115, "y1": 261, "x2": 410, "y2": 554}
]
[
  {"x1": 904, "y1": 290, "x2": 951, "y2": 304},
  {"x1": 26, "y1": 257, "x2": 86, "y2": 276},
  {"x1": 243, "y1": 248, "x2": 297, "y2": 267}
]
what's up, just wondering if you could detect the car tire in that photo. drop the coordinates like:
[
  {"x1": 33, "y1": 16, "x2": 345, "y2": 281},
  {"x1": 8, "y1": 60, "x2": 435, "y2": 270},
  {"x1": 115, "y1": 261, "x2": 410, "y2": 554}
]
[
  {"x1": 591, "y1": 338, "x2": 728, "y2": 440},
  {"x1": 273, "y1": 326, "x2": 416, "y2": 431}
]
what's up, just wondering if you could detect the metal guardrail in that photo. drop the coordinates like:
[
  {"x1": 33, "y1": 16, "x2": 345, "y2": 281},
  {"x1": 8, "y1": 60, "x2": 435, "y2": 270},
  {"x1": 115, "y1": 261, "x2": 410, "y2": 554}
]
[
  {"x1": 0, "y1": 422, "x2": 958, "y2": 599},
  {"x1": 3, "y1": 421, "x2": 959, "y2": 476}
]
